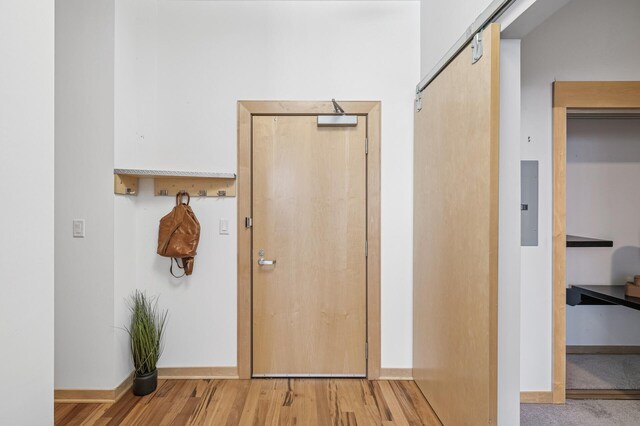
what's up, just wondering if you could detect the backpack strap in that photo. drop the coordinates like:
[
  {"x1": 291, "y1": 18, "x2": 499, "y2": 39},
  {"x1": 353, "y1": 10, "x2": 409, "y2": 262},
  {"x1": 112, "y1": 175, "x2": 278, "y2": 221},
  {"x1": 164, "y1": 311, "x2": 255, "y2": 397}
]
[
  {"x1": 183, "y1": 257, "x2": 194, "y2": 276},
  {"x1": 170, "y1": 257, "x2": 186, "y2": 278},
  {"x1": 176, "y1": 191, "x2": 190, "y2": 205}
]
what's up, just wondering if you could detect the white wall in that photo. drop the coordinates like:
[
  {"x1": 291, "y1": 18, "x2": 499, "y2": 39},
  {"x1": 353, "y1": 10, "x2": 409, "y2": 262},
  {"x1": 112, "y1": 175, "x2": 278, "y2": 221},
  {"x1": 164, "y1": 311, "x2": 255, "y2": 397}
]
[
  {"x1": 55, "y1": 0, "x2": 117, "y2": 389},
  {"x1": 114, "y1": 197, "x2": 138, "y2": 382},
  {"x1": 112, "y1": 0, "x2": 141, "y2": 384},
  {"x1": 420, "y1": 0, "x2": 493, "y2": 74},
  {"x1": 109, "y1": 0, "x2": 419, "y2": 383},
  {"x1": 566, "y1": 119, "x2": 640, "y2": 345},
  {"x1": 520, "y1": 0, "x2": 640, "y2": 391},
  {"x1": 499, "y1": 0, "x2": 571, "y2": 40},
  {"x1": 0, "y1": 1, "x2": 54, "y2": 424},
  {"x1": 498, "y1": 39, "x2": 521, "y2": 425}
]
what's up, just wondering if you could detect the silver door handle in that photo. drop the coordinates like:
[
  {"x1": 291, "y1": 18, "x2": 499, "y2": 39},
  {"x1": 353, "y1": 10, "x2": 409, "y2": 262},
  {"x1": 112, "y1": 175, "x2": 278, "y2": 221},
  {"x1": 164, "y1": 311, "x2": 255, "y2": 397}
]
[{"x1": 258, "y1": 259, "x2": 276, "y2": 266}]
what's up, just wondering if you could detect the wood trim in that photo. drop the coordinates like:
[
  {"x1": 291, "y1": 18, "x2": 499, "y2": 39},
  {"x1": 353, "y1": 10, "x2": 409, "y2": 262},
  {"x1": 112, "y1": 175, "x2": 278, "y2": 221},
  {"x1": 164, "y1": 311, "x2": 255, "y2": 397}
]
[
  {"x1": 236, "y1": 101, "x2": 379, "y2": 115},
  {"x1": 55, "y1": 367, "x2": 239, "y2": 404},
  {"x1": 520, "y1": 392, "x2": 554, "y2": 404},
  {"x1": 488, "y1": 25, "x2": 501, "y2": 424},
  {"x1": 552, "y1": 81, "x2": 640, "y2": 405},
  {"x1": 54, "y1": 389, "x2": 116, "y2": 404},
  {"x1": 366, "y1": 103, "x2": 382, "y2": 380},
  {"x1": 567, "y1": 346, "x2": 640, "y2": 354},
  {"x1": 554, "y1": 82, "x2": 640, "y2": 108},
  {"x1": 237, "y1": 101, "x2": 382, "y2": 379},
  {"x1": 552, "y1": 104, "x2": 567, "y2": 405},
  {"x1": 237, "y1": 102, "x2": 252, "y2": 380},
  {"x1": 114, "y1": 372, "x2": 134, "y2": 401},
  {"x1": 55, "y1": 372, "x2": 133, "y2": 404},
  {"x1": 566, "y1": 389, "x2": 640, "y2": 400},
  {"x1": 158, "y1": 366, "x2": 239, "y2": 379},
  {"x1": 378, "y1": 368, "x2": 413, "y2": 380}
]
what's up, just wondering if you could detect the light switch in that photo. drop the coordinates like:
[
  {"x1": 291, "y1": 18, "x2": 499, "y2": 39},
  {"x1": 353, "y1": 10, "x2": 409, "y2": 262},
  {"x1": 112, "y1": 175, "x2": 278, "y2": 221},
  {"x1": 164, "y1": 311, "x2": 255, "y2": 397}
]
[
  {"x1": 219, "y1": 219, "x2": 229, "y2": 235},
  {"x1": 73, "y1": 219, "x2": 85, "y2": 238}
]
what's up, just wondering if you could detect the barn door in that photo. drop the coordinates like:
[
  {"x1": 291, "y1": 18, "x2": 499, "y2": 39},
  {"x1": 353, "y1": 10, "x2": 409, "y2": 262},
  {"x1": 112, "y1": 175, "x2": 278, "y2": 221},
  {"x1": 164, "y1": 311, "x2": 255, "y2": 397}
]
[{"x1": 413, "y1": 24, "x2": 500, "y2": 425}]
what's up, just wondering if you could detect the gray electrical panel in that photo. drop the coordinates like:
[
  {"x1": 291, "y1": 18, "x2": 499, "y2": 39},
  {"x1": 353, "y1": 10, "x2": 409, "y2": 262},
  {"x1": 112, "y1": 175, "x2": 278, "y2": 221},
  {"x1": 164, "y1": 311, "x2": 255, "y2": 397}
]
[{"x1": 521, "y1": 161, "x2": 539, "y2": 246}]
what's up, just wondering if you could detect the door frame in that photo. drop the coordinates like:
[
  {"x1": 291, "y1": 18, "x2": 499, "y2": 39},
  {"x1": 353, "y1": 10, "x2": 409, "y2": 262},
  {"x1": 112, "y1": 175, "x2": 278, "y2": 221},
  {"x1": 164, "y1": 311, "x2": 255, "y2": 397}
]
[
  {"x1": 552, "y1": 81, "x2": 640, "y2": 403},
  {"x1": 237, "y1": 100, "x2": 381, "y2": 379}
]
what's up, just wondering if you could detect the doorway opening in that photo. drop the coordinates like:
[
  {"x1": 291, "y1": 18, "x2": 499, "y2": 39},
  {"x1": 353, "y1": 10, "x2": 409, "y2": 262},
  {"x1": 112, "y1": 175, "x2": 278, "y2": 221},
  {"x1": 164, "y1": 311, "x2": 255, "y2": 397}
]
[{"x1": 552, "y1": 82, "x2": 640, "y2": 403}]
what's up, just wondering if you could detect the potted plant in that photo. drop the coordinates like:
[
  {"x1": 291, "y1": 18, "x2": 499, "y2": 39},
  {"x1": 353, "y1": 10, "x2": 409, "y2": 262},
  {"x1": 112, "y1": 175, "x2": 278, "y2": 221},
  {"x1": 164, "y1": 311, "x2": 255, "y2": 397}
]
[{"x1": 125, "y1": 290, "x2": 168, "y2": 396}]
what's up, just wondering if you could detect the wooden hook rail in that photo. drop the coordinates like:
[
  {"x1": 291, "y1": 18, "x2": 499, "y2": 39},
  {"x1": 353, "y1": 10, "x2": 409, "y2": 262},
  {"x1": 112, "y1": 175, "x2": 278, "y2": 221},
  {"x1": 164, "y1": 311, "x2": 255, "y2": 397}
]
[{"x1": 114, "y1": 169, "x2": 237, "y2": 197}]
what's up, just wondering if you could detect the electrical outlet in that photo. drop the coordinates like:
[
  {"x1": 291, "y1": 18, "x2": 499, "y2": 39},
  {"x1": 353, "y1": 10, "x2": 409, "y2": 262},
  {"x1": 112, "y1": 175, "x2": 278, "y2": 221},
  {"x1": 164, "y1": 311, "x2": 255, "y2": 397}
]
[
  {"x1": 219, "y1": 219, "x2": 229, "y2": 235},
  {"x1": 73, "y1": 219, "x2": 85, "y2": 238}
]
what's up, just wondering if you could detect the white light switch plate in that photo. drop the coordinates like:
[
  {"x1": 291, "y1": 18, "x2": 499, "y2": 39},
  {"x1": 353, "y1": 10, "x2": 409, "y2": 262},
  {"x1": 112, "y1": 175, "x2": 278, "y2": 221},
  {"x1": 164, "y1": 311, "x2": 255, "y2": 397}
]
[
  {"x1": 219, "y1": 219, "x2": 229, "y2": 235},
  {"x1": 73, "y1": 219, "x2": 85, "y2": 238}
]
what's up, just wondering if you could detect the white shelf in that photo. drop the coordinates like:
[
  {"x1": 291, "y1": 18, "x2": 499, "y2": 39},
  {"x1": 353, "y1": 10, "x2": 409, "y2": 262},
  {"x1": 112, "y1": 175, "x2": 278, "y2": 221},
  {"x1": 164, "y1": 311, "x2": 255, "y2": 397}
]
[{"x1": 114, "y1": 169, "x2": 236, "y2": 179}]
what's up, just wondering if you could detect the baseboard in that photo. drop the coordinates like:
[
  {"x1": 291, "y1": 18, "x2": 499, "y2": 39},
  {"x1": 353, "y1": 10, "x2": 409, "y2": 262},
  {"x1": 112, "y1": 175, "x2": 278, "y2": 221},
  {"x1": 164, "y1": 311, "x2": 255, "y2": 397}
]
[
  {"x1": 567, "y1": 345, "x2": 640, "y2": 354},
  {"x1": 567, "y1": 389, "x2": 640, "y2": 400},
  {"x1": 55, "y1": 366, "x2": 239, "y2": 403},
  {"x1": 520, "y1": 391, "x2": 554, "y2": 404},
  {"x1": 158, "y1": 366, "x2": 239, "y2": 379},
  {"x1": 57, "y1": 365, "x2": 406, "y2": 402},
  {"x1": 54, "y1": 389, "x2": 115, "y2": 404},
  {"x1": 55, "y1": 372, "x2": 133, "y2": 404},
  {"x1": 115, "y1": 372, "x2": 135, "y2": 401},
  {"x1": 378, "y1": 368, "x2": 413, "y2": 380}
]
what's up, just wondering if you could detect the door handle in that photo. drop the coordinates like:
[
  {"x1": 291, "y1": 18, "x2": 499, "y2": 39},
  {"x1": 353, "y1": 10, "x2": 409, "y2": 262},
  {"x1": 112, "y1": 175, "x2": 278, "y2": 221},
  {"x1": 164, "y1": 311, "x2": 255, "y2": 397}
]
[{"x1": 258, "y1": 258, "x2": 276, "y2": 266}]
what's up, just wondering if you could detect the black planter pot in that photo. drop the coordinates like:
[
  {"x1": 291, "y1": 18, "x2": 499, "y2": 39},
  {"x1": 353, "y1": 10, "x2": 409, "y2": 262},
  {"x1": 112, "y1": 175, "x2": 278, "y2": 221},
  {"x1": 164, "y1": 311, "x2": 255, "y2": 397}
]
[{"x1": 133, "y1": 369, "x2": 158, "y2": 396}]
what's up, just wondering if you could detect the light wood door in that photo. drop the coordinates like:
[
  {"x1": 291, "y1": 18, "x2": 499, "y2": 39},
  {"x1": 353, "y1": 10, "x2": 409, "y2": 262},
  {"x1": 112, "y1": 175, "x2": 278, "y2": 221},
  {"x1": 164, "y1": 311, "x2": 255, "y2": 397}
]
[
  {"x1": 252, "y1": 115, "x2": 367, "y2": 376},
  {"x1": 413, "y1": 24, "x2": 500, "y2": 425}
]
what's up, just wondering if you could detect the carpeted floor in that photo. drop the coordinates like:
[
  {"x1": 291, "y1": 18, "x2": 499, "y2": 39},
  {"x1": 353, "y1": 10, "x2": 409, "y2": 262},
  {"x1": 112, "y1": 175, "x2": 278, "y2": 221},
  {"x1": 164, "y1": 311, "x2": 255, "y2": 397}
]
[
  {"x1": 567, "y1": 354, "x2": 640, "y2": 389},
  {"x1": 521, "y1": 400, "x2": 640, "y2": 425},
  {"x1": 521, "y1": 354, "x2": 640, "y2": 424}
]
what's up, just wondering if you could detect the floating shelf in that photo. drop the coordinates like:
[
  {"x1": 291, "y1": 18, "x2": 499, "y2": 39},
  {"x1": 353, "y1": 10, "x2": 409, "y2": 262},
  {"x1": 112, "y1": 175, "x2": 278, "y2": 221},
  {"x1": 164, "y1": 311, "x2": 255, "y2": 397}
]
[
  {"x1": 566, "y1": 235, "x2": 613, "y2": 248},
  {"x1": 568, "y1": 108, "x2": 640, "y2": 119},
  {"x1": 566, "y1": 286, "x2": 615, "y2": 307},
  {"x1": 114, "y1": 169, "x2": 237, "y2": 197},
  {"x1": 567, "y1": 285, "x2": 640, "y2": 310}
]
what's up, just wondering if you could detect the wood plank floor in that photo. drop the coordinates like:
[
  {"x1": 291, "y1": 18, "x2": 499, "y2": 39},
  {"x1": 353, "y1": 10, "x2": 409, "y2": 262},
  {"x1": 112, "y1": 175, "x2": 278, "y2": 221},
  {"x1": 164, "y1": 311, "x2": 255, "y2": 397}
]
[{"x1": 55, "y1": 379, "x2": 441, "y2": 425}]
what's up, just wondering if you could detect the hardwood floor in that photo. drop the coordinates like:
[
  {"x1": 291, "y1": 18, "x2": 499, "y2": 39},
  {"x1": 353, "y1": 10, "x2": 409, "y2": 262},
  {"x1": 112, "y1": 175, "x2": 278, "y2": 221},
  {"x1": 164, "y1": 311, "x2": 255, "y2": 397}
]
[{"x1": 55, "y1": 379, "x2": 441, "y2": 425}]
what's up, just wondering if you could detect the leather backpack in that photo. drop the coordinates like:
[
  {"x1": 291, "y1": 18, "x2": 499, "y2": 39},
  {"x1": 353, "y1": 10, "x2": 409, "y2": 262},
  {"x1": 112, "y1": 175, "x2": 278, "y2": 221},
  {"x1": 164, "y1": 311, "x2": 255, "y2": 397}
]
[{"x1": 157, "y1": 191, "x2": 201, "y2": 277}]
